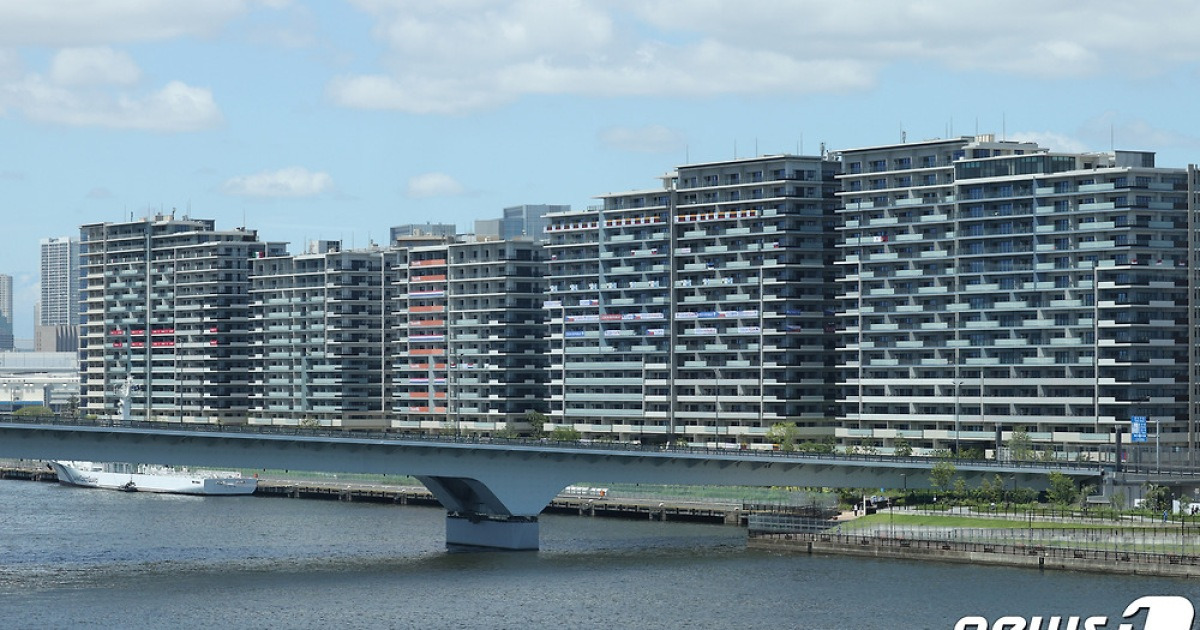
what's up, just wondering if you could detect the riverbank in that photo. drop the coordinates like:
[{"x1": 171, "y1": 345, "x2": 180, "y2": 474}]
[
  {"x1": 2, "y1": 462, "x2": 824, "y2": 527},
  {"x1": 749, "y1": 531, "x2": 1200, "y2": 578}
]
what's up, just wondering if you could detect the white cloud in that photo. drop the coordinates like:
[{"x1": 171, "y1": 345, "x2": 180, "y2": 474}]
[
  {"x1": 222, "y1": 167, "x2": 333, "y2": 198},
  {"x1": 1007, "y1": 131, "x2": 1091, "y2": 155},
  {"x1": 3, "y1": 76, "x2": 223, "y2": 132},
  {"x1": 1076, "y1": 113, "x2": 1200, "y2": 151},
  {"x1": 333, "y1": 0, "x2": 1200, "y2": 114},
  {"x1": 50, "y1": 47, "x2": 141, "y2": 86},
  {"x1": 0, "y1": 1, "x2": 286, "y2": 46},
  {"x1": 405, "y1": 172, "x2": 466, "y2": 198},
  {"x1": 599, "y1": 125, "x2": 686, "y2": 154}
]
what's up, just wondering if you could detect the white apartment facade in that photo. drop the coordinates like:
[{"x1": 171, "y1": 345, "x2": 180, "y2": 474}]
[
  {"x1": 836, "y1": 136, "x2": 1197, "y2": 461},
  {"x1": 544, "y1": 155, "x2": 840, "y2": 445},
  {"x1": 79, "y1": 214, "x2": 277, "y2": 422},
  {"x1": 248, "y1": 241, "x2": 395, "y2": 427}
]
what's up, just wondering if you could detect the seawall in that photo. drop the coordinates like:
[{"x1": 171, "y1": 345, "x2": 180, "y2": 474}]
[{"x1": 749, "y1": 532, "x2": 1200, "y2": 579}]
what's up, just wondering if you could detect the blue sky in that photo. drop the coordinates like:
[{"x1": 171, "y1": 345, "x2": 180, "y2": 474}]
[{"x1": 2, "y1": 0, "x2": 1200, "y2": 338}]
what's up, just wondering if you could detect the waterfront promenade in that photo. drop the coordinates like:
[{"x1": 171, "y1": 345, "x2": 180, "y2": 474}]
[{"x1": 748, "y1": 506, "x2": 1200, "y2": 578}]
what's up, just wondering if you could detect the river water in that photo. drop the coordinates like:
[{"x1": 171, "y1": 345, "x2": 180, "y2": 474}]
[{"x1": 1, "y1": 480, "x2": 1197, "y2": 629}]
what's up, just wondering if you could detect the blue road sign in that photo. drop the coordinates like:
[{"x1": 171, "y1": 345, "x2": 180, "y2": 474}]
[{"x1": 1131, "y1": 416, "x2": 1148, "y2": 443}]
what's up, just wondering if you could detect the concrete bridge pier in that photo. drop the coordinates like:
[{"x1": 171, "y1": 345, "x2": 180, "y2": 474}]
[{"x1": 417, "y1": 474, "x2": 566, "y2": 550}]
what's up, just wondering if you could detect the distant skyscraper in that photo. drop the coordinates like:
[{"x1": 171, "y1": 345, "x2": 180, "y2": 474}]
[
  {"x1": 0, "y1": 274, "x2": 12, "y2": 350},
  {"x1": 40, "y1": 236, "x2": 80, "y2": 326},
  {"x1": 476, "y1": 205, "x2": 564, "y2": 242},
  {"x1": 501, "y1": 204, "x2": 562, "y2": 241}
]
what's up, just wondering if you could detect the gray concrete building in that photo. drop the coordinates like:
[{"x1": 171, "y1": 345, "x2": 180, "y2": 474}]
[
  {"x1": 38, "y1": 236, "x2": 81, "y2": 352},
  {"x1": 392, "y1": 238, "x2": 547, "y2": 434},
  {"x1": 248, "y1": 241, "x2": 395, "y2": 427},
  {"x1": 544, "y1": 155, "x2": 840, "y2": 446},
  {"x1": 834, "y1": 135, "x2": 1197, "y2": 462},
  {"x1": 390, "y1": 223, "x2": 457, "y2": 244},
  {"x1": 79, "y1": 214, "x2": 281, "y2": 422},
  {"x1": 0, "y1": 273, "x2": 12, "y2": 350},
  {"x1": 476, "y1": 204, "x2": 566, "y2": 242}
]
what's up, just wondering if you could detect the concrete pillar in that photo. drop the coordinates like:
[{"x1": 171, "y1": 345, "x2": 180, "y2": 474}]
[
  {"x1": 446, "y1": 514, "x2": 539, "y2": 550},
  {"x1": 416, "y1": 474, "x2": 567, "y2": 551}
]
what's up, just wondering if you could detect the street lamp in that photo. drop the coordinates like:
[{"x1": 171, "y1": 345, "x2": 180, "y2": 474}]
[{"x1": 953, "y1": 380, "x2": 962, "y2": 456}]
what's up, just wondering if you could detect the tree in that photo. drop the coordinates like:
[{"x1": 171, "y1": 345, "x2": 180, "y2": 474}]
[
  {"x1": 524, "y1": 410, "x2": 548, "y2": 437},
  {"x1": 930, "y1": 460, "x2": 957, "y2": 493},
  {"x1": 952, "y1": 478, "x2": 967, "y2": 502},
  {"x1": 1008, "y1": 427, "x2": 1035, "y2": 461},
  {"x1": 14, "y1": 405, "x2": 53, "y2": 417},
  {"x1": 1143, "y1": 484, "x2": 1172, "y2": 513},
  {"x1": 1047, "y1": 471, "x2": 1078, "y2": 506},
  {"x1": 798, "y1": 437, "x2": 836, "y2": 454},
  {"x1": 978, "y1": 474, "x2": 1004, "y2": 504},
  {"x1": 1111, "y1": 489, "x2": 1127, "y2": 511},
  {"x1": 549, "y1": 427, "x2": 581, "y2": 442},
  {"x1": 893, "y1": 437, "x2": 913, "y2": 457},
  {"x1": 766, "y1": 422, "x2": 800, "y2": 452}
]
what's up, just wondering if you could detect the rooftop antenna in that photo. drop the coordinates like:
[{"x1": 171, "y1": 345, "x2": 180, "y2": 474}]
[{"x1": 900, "y1": 120, "x2": 905, "y2": 143}]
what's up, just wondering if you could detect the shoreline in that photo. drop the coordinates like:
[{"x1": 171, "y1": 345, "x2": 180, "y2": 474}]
[
  {"x1": 1, "y1": 464, "x2": 782, "y2": 526},
  {"x1": 749, "y1": 531, "x2": 1200, "y2": 579}
]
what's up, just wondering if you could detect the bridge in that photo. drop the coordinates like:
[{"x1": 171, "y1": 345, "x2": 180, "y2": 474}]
[{"x1": 0, "y1": 418, "x2": 1106, "y2": 550}]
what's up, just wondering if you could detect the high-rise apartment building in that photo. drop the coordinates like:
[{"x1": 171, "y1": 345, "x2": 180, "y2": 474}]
[
  {"x1": 248, "y1": 241, "x2": 395, "y2": 427},
  {"x1": 0, "y1": 274, "x2": 12, "y2": 350},
  {"x1": 544, "y1": 155, "x2": 839, "y2": 445},
  {"x1": 40, "y1": 236, "x2": 80, "y2": 326},
  {"x1": 79, "y1": 214, "x2": 280, "y2": 422},
  {"x1": 38, "y1": 236, "x2": 81, "y2": 352},
  {"x1": 835, "y1": 136, "x2": 1196, "y2": 461},
  {"x1": 392, "y1": 238, "x2": 547, "y2": 433}
]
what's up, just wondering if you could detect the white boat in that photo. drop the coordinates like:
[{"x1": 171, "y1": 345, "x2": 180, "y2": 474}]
[{"x1": 48, "y1": 461, "x2": 258, "y2": 495}]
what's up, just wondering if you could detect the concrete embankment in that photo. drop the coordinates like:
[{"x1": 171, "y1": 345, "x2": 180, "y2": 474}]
[
  {"x1": 3, "y1": 464, "x2": 771, "y2": 525},
  {"x1": 749, "y1": 532, "x2": 1200, "y2": 579}
]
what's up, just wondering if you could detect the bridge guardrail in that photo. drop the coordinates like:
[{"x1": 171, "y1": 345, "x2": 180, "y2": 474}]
[{"x1": 0, "y1": 414, "x2": 1112, "y2": 474}]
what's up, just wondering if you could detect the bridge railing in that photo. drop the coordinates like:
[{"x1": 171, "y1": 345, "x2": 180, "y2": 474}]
[{"x1": 0, "y1": 414, "x2": 1111, "y2": 474}]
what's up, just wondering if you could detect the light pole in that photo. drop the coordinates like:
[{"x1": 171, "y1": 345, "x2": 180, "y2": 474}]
[{"x1": 953, "y1": 380, "x2": 962, "y2": 456}]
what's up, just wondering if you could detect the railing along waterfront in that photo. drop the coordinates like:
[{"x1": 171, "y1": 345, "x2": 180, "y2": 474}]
[
  {"x1": 749, "y1": 514, "x2": 1200, "y2": 561},
  {"x1": 0, "y1": 414, "x2": 1109, "y2": 474}
]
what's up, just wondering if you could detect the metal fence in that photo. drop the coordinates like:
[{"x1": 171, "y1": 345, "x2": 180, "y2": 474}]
[
  {"x1": 750, "y1": 530, "x2": 1200, "y2": 570},
  {"x1": 748, "y1": 513, "x2": 1200, "y2": 558}
]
